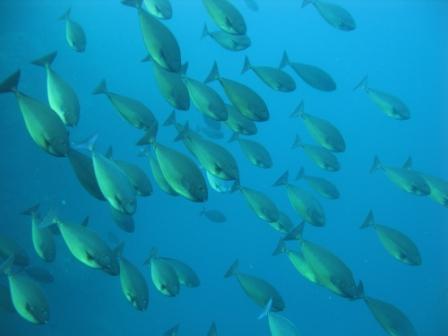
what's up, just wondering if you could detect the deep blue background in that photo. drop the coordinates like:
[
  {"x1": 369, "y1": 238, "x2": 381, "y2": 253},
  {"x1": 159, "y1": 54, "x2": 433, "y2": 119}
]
[{"x1": 0, "y1": 0, "x2": 447, "y2": 335}]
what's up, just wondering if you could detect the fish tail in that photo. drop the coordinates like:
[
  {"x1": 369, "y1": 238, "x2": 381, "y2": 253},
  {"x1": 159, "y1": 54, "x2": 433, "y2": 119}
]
[
  {"x1": 356, "y1": 281, "x2": 365, "y2": 299},
  {"x1": 224, "y1": 259, "x2": 239, "y2": 278},
  {"x1": 0, "y1": 255, "x2": 14, "y2": 276},
  {"x1": 71, "y1": 133, "x2": 98, "y2": 152},
  {"x1": 136, "y1": 131, "x2": 156, "y2": 146},
  {"x1": 21, "y1": 203, "x2": 40, "y2": 217},
  {"x1": 38, "y1": 208, "x2": 59, "y2": 229},
  {"x1": 278, "y1": 51, "x2": 290, "y2": 69},
  {"x1": 272, "y1": 240, "x2": 288, "y2": 256},
  {"x1": 283, "y1": 221, "x2": 305, "y2": 241},
  {"x1": 137, "y1": 147, "x2": 151, "y2": 158},
  {"x1": 228, "y1": 132, "x2": 240, "y2": 143},
  {"x1": 204, "y1": 61, "x2": 220, "y2": 83},
  {"x1": 301, "y1": 0, "x2": 314, "y2": 8},
  {"x1": 92, "y1": 79, "x2": 108, "y2": 95},
  {"x1": 241, "y1": 56, "x2": 252, "y2": 74},
  {"x1": 290, "y1": 100, "x2": 305, "y2": 118},
  {"x1": 181, "y1": 62, "x2": 189, "y2": 75},
  {"x1": 141, "y1": 54, "x2": 153, "y2": 63},
  {"x1": 295, "y1": 167, "x2": 305, "y2": 180},
  {"x1": 113, "y1": 242, "x2": 125, "y2": 258},
  {"x1": 0, "y1": 70, "x2": 20, "y2": 94},
  {"x1": 121, "y1": 0, "x2": 143, "y2": 9},
  {"x1": 58, "y1": 8, "x2": 71, "y2": 21},
  {"x1": 273, "y1": 171, "x2": 289, "y2": 187},
  {"x1": 353, "y1": 75, "x2": 368, "y2": 91},
  {"x1": 369, "y1": 155, "x2": 382, "y2": 173},
  {"x1": 257, "y1": 298, "x2": 273, "y2": 320},
  {"x1": 402, "y1": 156, "x2": 413, "y2": 169},
  {"x1": 201, "y1": 23, "x2": 210, "y2": 39},
  {"x1": 360, "y1": 210, "x2": 375, "y2": 229},
  {"x1": 291, "y1": 134, "x2": 302, "y2": 149},
  {"x1": 163, "y1": 110, "x2": 177, "y2": 127},
  {"x1": 230, "y1": 180, "x2": 241, "y2": 193},
  {"x1": 143, "y1": 247, "x2": 158, "y2": 266},
  {"x1": 105, "y1": 146, "x2": 113, "y2": 159},
  {"x1": 31, "y1": 51, "x2": 57, "y2": 68},
  {"x1": 174, "y1": 122, "x2": 189, "y2": 142}
]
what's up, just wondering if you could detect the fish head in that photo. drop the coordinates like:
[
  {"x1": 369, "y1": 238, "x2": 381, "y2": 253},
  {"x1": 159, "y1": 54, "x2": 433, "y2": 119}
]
[
  {"x1": 99, "y1": 254, "x2": 120, "y2": 276},
  {"x1": 130, "y1": 294, "x2": 148, "y2": 311},
  {"x1": 117, "y1": 196, "x2": 136, "y2": 215},
  {"x1": 26, "y1": 303, "x2": 49, "y2": 324},
  {"x1": 188, "y1": 180, "x2": 208, "y2": 202},
  {"x1": 408, "y1": 180, "x2": 430, "y2": 196}
]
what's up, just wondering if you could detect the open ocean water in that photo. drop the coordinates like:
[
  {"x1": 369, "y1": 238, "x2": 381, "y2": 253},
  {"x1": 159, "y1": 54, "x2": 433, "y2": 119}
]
[{"x1": 0, "y1": 0, "x2": 447, "y2": 335}]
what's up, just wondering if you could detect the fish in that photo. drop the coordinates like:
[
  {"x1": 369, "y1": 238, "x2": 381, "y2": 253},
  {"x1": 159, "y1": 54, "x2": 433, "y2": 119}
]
[
  {"x1": 207, "y1": 322, "x2": 217, "y2": 336},
  {"x1": 296, "y1": 167, "x2": 340, "y2": 199},
  {"x1": 292, "y1": 135, "x2": 340, "y2": 172},
  {"x1": 143, "y1": 55, "x2": 190, "y2": 111},
  {"x1": 22, "y1": 204, "x2": 55, "y2": 262},
  {"x1": 241, "y1": 56, "x2": 296, "y2": 92},
  {"x1": 92, "y1": 151, "x2": 137, "y2": 214},
  {"x1": 144, "y1": 248, "x2": 180, "y2": 297},
  {"x1": 0, "y1": 70, "x2": 70, "y2": 157},
  {"x1": 0, "y1": 235, "x2": 29, "y2": 267},
  {"x1": 200, "y1": 207, "x2": 227, "y2": 223},
  {"x1": 160, "y1": 257, "x2": 200, "y2": 288},
  {"x1": 364, "y1": 295, "x2": 417, "y2": 336},
  {"x1": 164, "y1": 323, "x2": 180, "y2": 336},
  {"x1": 302, "y1": 0, "x2": 356, "y2": 31},
  {"x1": 224, "y1": 259, "x2": 285, "y2": 311},
  {"x1": 273, "y1": 171, "x2": 325, "y2": 227},
  {"x1": 205, "y1": 62, "x2": 269, "y2": 122},
  {"x1": 361, "y1": 211, "x2": 421, "y2": 266},
  {"x1": 143, "y1": 0, "x2": 172, "y2": 19},
  {"x1": 269, "y1": 211, "x2": 293, "y2": 234},
  {"x1": 31, "y1": 51, "x2": 80, "y2": 127},
  {"x1": 224, "y1": 104, "x2": 257, "y2": 135},
  {"x1": 233, "y1": 182, "x2": 279, "y2": 223},
  {"x1": 370, "y1": 156, "x2": 430, "y2": 196},
  {"x1": 59, "y1": 8, "x2": 86, "y2": 52},
  {"x1": 354, "y1": 76, "x2": 410, "y2": 120},
  {"x1": 202, "y1": 24, "x2": 251, "y2": 51},
  {"x1": 118, "y1": 252, "x2": 149, "y2": 311},
  {"x1": 183, "y1": 76, "x2": 228, "y2": 121},
  {"x1": 122, "y1": 0, "x2": 181, "y2": 72},
  {"x1": 291, "y1": 101, "x2": 345, "y2": 152},
  {"x1": 24, "y1": 266, "x2": 54, "y2": 284},
  {"x1": 268, "y1": 312, "x2": 301, "y2": 336},
  {"x1": 279, "y1": 51, "x2": 336, "y2": 92},
  {"x1": 206, "y1": 171, "x2": 234, "y2": 193},
  {"x1": 229, "y1": 133, "x2": 272, "y2": 169},
  {"x1": 202, "y1": 0, "x2": 247, "y2": 35},
  {"x1": 110, "y1": 206, "x2": 135, "y2": 233},
  {"x1": 93, "y1": 79, "x2": 158, "y2": 131}
]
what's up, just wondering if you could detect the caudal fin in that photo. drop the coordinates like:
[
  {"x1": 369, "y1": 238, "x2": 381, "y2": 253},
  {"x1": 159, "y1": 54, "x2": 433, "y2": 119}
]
[
  {"x1": 31, "y1": 51, "x2": 57, "y2": 68},
  {"x1": 21, "y1": 203, "x2": 40, "y2": 217},
  {"x1": 290, "y1": 100, "x2": 305, "y2": 118},
  {"x1": 58, "y1": 8, "x2": 71, "y2": 21},
  {"x1": 0, "y1": 255, "x2": 14, "y2": 275},
  {"x1": 174, "y1": 122, "x2": 190, "y2": 142},
  {"x1": 353, "y1": 75, "x2": 368, "y2": 91},
  {"x1": 301, "y1": 0, "x2": 314, "y2": 8},
  {"x1": 181, "y1": 62, "x2": 189, "y2": 75},
  {"x1": 92, "y1": 79, "x2": 108, "y2": 95},
  {"x1": 164, "y1": 324, "x2": 180, "y2": 336},
  {"x1": 279, "y1": 51, "x2": 290, "y2": 69},
  {"x1": 163, "y1": 110, "x2": 177, "y2": 127},
  {"x1": 360, "y1": 210, "x2": 375, "y2": 229},
  {"x1": 291, "y1": 134, "x2": 303, "y2": 149},
  {"x1": 356, "y1": 281, "x2": 365, "y2": 299},
  {"x1": 224, "y1": 259, "x2": 239, "y2": 278},
  {"x1": 257, "y1": 298, "x2": 273, "y2": 320},
  {"x1": 241, "y1": 56, "x2": 252, "y2": 74},
  {"x1": 207, "y1": 322, "x2": 217, "y2": 336},
  {"x1": 72, "y1": 133, "x2": 98, "y2": 152},
  {"x1": 204, "y1": 61, "x2": 220, "y2": 83},
  {"x1": 369, "y1": 155, "x2": 382, "y2": 173},
  {"x1": 201, "y1": 24, "x2": 210, "y2": 39},
  {"x1": 0, "y1": 70, "x2": 20, "y2": 94},
  {"x1": 272, "y1": 240, "x2": 288, "y2": 256},
  {"x1": 295, "y1": 167, "x2": 305, "y2": 180},
  {"x1": 402, "y1": 156, "x2": 413, "y2": 169},
  {"x1": 283, "y1": 221, "x2": 305, "y2": 241},
  {"x1": 143, "y1": 247, "x2": 158, "y2": 266},
  {"x1": 273, "y1": 171, "x2": 289, "y2": 187},
  {"x1": 121, "y1": 0, "x2": 143, "y2": 9},
  {"x1": 141, "y1": 54, "x2": 153, "y2": 63},
  {"x1": 228, "y1": 132, "x2": 240, "y2": 143}
]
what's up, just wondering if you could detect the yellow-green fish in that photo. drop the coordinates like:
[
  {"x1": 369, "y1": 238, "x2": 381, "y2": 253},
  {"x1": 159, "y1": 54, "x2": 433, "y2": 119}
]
[
  {"x1": 67, "y1": 148, "x2": 106, "y2": 201},
  {"x1": 229, "y1": 133, "x2": 272, "y2": 168},
  {"x1": 364, "y1": 296, "x2": 417, "y2": 336},
  {"x1": 160, "y1": 257, "x2": 200, "y2": 288},
  {"x1": 59, "y1": 8, "x2": 86, "y2": 52},
  {"x1": 234, "y1": 182, "x2": 279, "y2": 223},
  {"x1": 0, "y1": 235, "x2": 29, "y2": 267},
  {"x1": 52, "y1": 216, "x2": 121, "y2": 276},
  {"x1": 202, "y1": 0, "x2": 247, "y2": 35},
  {"x1": 32, "y1": 51, "x2": 80, "y2": 127},
  {"x1": 302, "y1": 0, "x2": 356, "y2": 31},
  {"x1": 202, "y1": 24, "x2": 251, "y2": 51},
  {"x1": 183, "y1": 77, "x2": 228, "y2": 121},
  {"x1": 110, "y1": 206, "x2": 135, "y2": 233},
  {"x1": 268, "y1": 312, "x2": 300, "y2": 336},
  {"x1": 92, "y1": 152, "x2": 137, "y2": 214},
  {"x1": 143, "y1": 55, "x2": 190, "y2": 111},
  {"x1": 119, "y1": 253, "x2": 149, "y2": 311},
  {"x1": 205, "y1": 62, "x2": 269, "y2": 122},
  {"x1": 200, "y1": 207, "x2": 227, "y2": 223},
  {"x1": 93, "y1": 79, "x2": 158, "y2": 131},
  {"x1": 269, "y1": 211, "x2": 293, "y2": 234},
  {"x1": 361, "y1": 211, "x2": 421, "y2": 266},
  {"x1": 273, "y1": 171, "x2": 326, "y2": 227},
  {"x1": 370, "y1": 156, "x2": 430, "y2": 196},
  {"x1": 296, "y1": 167, "x2": 340, "y2": 199},
  {"x1": 292, "y1": 135, "x2": 340, "y2": 172},
  {"x1": 224, "y1": 259, "x2": 284, "y2": 311},
  {"x1": 123, "y1": 0, "x2": 181, "y2": 72},
  {"x1": 291, "y1": 101, "x2": 345, "y2": 152},
  {"x1": 354, "y1": 76, "x2": 410, "y2": 120},
  {"x1": 22, "y1": 204, "x2": 55, "y2": 263},
  {"x1": 0, "y1": 70, "x2": 69, "y2": 157},
  {"x1": 280, "y1": 51, "x2": 336, "y2": 92},
  {"x1": 144, "y1": 248, "x2": 180, "y2": 297},
  {"x1": 241, "y1": 56, "x2": 296, "y2": 92},
  {"x1": 224, "y1": 104, "x2": 257, "y2": 135},
  {"x1": 144, "y1": 0, "x2": 172, "y2": 19}
]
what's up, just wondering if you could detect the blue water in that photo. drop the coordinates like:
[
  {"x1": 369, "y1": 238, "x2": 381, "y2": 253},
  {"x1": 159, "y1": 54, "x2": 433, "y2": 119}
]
[{"x1": 0, "y1": 0, "x2": 447, "y2": 335}]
